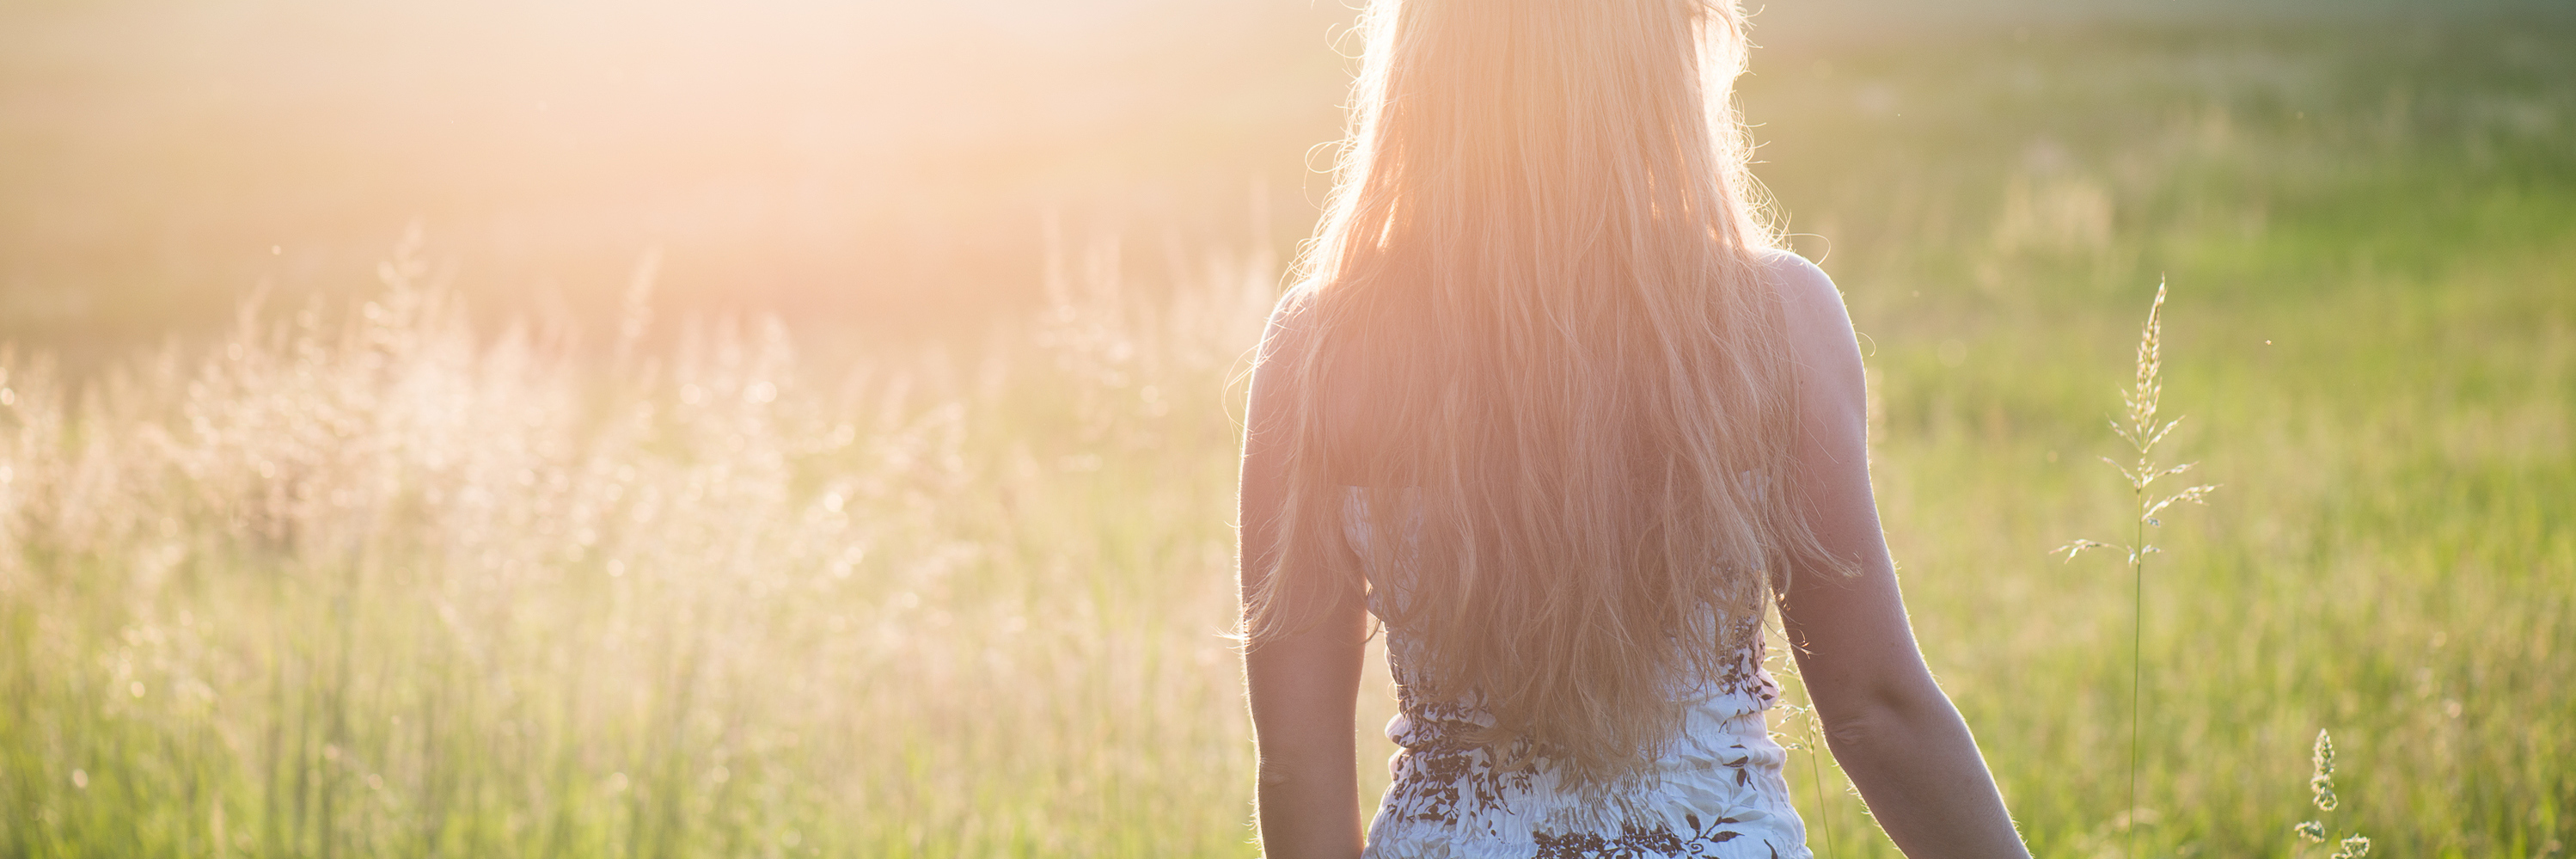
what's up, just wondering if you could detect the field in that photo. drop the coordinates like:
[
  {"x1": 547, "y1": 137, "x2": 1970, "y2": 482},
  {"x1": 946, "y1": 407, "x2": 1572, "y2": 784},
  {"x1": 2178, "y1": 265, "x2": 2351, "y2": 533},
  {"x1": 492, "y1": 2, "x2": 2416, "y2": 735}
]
[{"x1": 3, "y1": 6, "x2": 2573, "y2": 859}]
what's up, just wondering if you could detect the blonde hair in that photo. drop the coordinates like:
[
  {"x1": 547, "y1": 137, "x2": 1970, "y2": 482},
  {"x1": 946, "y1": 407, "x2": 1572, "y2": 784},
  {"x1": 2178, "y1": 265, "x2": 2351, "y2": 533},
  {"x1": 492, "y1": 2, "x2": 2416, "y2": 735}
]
[{"x1": 1245, "y1": 0, "x2": 1845, "y2": 782}]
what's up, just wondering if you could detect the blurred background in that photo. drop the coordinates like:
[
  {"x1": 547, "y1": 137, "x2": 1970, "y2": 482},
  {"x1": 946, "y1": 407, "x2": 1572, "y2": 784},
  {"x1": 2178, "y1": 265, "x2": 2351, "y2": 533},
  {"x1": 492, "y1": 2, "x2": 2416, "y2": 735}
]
[
  {"x1": 2, "y1": 0, "x2": 2570, "y2": 856},
  {"x1": 3, "y1": 0, "x2": 1348, "y2": 369},
  {"x1": 6, "y1": 0, "x2": 2558, "y2": 364}
]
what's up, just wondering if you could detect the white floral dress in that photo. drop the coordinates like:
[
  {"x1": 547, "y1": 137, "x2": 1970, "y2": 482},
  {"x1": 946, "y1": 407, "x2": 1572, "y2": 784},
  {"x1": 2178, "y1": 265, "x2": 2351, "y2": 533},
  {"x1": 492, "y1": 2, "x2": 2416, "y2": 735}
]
[{"x1": 1348, "y1": 489, "x2": 1811, "y2": 859}]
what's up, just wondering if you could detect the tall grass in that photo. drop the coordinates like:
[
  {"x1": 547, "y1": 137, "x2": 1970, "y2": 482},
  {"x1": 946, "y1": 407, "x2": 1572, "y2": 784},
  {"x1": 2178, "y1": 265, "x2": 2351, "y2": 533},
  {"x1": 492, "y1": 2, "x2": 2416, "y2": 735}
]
[
  {"x1": 1789, "y1": 242, "x2": 2576, "y2": 856},
  {"x1": 0, "y1": 230, "x2": 1278, "y2": 856},
  {"x1": 6, "y1": 219, "x2": 2567, "y2": 858}
]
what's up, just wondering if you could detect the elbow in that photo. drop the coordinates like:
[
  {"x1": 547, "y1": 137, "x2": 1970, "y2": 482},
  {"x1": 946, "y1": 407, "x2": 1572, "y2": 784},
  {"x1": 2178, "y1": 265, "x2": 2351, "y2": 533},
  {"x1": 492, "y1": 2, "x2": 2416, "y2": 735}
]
[
  {"x1": 1817, "y1": 703, "x2": 1900, "y2": 753},
  {"x1": 1256, "y1": 750, "x2": 1340, "y2": 792},
  {"x1": 1814, "y1": 673, "x2": 1951, "y2": 751}
]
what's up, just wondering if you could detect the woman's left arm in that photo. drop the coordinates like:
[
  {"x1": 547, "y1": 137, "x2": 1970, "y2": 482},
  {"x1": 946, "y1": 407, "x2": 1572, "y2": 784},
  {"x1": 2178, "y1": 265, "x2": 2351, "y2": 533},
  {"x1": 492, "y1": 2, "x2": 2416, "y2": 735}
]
[
  {"x1": 1239, "y1": 297, "x2": 1369, "y2": 859},
  {"x1": 1766, "y1": 252, "x2": 2031, "y2": 859}
]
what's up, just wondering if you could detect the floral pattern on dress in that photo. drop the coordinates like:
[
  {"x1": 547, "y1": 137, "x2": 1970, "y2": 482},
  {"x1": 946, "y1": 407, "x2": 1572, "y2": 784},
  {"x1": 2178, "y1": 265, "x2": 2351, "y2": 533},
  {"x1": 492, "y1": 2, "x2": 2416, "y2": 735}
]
[
  {"x1": 1530, "y1": 814, "x2": 1788, "y2": 859},
  {"x1": 1346, "y1": 489, "x2": 1809, "y2": 859},
  {"x1": 1361, "y1": 645, "x2": 1806, "y2": 859}
]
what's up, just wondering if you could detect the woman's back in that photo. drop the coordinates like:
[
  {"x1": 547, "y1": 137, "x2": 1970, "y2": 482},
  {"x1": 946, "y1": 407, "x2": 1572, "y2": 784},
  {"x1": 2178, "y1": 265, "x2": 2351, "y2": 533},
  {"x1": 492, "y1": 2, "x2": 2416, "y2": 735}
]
[{"x1": 1344, "y1": 483, "x2": 1807, "y2": 858}]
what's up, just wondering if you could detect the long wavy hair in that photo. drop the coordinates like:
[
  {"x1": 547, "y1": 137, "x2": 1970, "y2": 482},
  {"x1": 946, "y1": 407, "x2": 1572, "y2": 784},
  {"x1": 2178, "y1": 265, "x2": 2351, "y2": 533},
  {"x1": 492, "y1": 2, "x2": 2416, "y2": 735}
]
[{"x1": 1244, "y1": 0, "x2": 1846, "y2": 782}]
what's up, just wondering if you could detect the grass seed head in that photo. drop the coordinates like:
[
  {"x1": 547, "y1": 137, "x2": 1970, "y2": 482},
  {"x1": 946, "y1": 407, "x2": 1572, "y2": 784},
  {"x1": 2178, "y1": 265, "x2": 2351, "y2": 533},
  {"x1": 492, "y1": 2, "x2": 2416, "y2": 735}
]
[
  {"x1": 2053, "y1": 538, "x2": 2118, "y2": 562},
  {"x1": 2310, "y1": 729, "x2": 2339, "y2": 812},
  {"x1": 2117, "y1": 279, "x2": 2169, "y2": 453}
]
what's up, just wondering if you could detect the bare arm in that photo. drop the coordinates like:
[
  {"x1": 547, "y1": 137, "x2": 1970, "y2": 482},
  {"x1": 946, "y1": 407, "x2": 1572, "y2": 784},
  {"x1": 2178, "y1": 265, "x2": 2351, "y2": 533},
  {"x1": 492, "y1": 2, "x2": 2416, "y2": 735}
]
[
  {"x1": 1239, "y1": 294, "x2": 1368, "y2": 859},
  {"x1": 1768, "y1": 254, "x2": 2030, "y2": 859}
]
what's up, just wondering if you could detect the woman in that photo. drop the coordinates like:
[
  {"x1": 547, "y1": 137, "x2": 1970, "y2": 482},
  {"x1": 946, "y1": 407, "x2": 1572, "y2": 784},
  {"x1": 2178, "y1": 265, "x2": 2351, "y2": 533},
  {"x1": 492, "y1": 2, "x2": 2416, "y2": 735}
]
[{"x1": 1236, "y1": 1, "x2": 2028, "y2": 857}]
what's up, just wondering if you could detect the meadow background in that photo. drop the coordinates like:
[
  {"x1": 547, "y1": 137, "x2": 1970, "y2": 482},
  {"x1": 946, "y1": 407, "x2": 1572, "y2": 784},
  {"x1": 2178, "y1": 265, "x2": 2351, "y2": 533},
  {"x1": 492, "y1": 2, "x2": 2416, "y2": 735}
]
[{"x1": 2, "y1": 0, "x2": 2570, "y2": 856}]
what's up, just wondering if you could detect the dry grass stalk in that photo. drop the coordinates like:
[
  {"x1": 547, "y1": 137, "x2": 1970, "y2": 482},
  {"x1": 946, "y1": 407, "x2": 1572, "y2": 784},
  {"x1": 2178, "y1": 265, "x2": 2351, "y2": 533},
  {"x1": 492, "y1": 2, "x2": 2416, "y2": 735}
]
[{"x1": 2054, "y1": 279, "x2": 2219, "y2": 859}]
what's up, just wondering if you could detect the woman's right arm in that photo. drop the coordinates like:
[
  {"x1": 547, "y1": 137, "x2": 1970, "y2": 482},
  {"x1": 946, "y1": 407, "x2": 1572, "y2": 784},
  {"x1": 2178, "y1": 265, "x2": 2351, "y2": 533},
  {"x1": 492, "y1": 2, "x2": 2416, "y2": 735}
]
[
  {"x1": 1767, "y1": 254, "x2": 2032, "y2": 859},
  {"x1": 1239, "y1": 294, "x2": 1369, "y2": 859}
]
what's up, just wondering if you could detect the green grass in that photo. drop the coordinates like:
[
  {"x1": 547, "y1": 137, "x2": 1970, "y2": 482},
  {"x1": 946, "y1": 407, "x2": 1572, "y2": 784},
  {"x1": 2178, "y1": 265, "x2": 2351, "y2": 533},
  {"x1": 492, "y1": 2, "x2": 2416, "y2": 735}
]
[{"x1": 3, "y1": 15, "x2": 2573, "y2": 859}]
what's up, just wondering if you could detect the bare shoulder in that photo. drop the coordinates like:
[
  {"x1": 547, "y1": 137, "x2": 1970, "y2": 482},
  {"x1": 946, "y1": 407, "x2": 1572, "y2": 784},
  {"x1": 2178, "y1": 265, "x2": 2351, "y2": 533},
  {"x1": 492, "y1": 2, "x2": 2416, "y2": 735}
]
[
  {"x1": 1751, "y1": 248, "x2": 1864, "y2": 402},
  {"x1": 1256, "y1": 280, "x2": 1323, "y2": 363},
  {"x1": 1752, "y1": 248, "x2": 1857, "y2": 352},
  {"x1": 1247, "y1": 281, "x2": 1325, "y2": 432}
]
